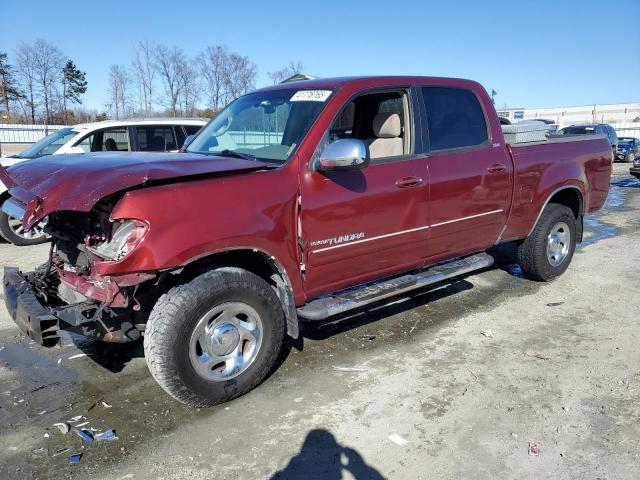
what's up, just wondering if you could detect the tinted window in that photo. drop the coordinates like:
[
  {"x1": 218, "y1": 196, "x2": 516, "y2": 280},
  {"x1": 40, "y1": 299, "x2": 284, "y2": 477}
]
[
  {"x1": 184, "y1": 125, "x2": 202, "y2": 136},
  {"x1": 174, "y1": 126, "x2": 186, "y2": 147},
  {"x1": 135, "y1": 126, "x2": 178, "y2": 151},
  {"x1": 421, "y1": 87, "x2": 488, "y2": 151},
  {"x1": 75, "y1": 127, "x2": 129, "y2": 152}
]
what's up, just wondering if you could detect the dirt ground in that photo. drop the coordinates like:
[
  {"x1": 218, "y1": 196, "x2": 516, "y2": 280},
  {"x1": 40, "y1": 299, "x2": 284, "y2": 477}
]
[{"x1": 0, "y1": 163, "x2": 638, "y2": 480}]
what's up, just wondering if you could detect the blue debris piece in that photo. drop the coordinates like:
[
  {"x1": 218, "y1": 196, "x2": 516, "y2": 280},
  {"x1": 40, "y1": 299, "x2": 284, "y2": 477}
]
[
  {"x1": 73, "y1": 427, "x2": 94, "y2": 442},
  {"x1": 69, "y1": 453, "x2": 82, "y2": 464},
  {"x1": 94, "y1": 429, "x2": 118, "y2": 441}
]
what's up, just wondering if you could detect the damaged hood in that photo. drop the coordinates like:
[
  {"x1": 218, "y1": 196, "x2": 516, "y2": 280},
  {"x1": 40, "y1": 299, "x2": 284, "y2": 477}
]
[{"x1": 0, "y1": 151, "x2": 273, "y2": 228}]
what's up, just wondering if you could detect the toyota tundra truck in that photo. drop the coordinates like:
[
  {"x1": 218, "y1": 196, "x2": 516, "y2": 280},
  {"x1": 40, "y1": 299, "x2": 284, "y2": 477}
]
[{"x1": 0, "y1": 76, "x2": 612, "y2": 407}]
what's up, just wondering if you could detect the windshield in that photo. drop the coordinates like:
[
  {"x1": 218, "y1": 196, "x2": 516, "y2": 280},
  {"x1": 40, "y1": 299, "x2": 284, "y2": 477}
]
[
  {"x1": 186, "y1": 88, "x2": 332, "y2": 163},
  {"x1": 16, "y1": 128, "x2": 78, "y2": 159},
  {"x1": 560, "y1": 126, "x2": 595, "y2": 135},
  {"x1": 619, "y1": 138, "x2": 635, "y2": 144}
]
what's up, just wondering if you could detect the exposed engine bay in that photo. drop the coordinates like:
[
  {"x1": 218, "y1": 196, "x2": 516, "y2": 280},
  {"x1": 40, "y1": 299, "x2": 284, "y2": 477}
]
[{"x1": 27, "y1": 200, "x2": 158, "y2": 344}]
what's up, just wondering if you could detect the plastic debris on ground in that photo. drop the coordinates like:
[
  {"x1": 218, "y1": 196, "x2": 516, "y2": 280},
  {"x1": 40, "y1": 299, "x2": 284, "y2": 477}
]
[
  {"x1": 388, "y1": 434, "x2": 409, "y2": 446},
  {"x1": 68, "y1": 353, "x2": 89, "y2": 360},
  {"x1": 52, "y1": 447, "x2": 70, "y2": 457},
  {"x1": 546, "y1": 302, "x2": 564, "y2": 307},
  {"x1": 528, "y1": 441, "x2": 540, "y2": 456},
  {"x1": 95, "y1": 429, "x2": 118, "y2": 441},
  {"x1": 73, "y1": 427, "x2": 94, "y2": 442},
  {"x1": 69, "y1": 453, "x2": 83, "y2": 464},
  {"x1": 101, "y1": 401, "x2": 112, "y2": 408},
  {"x1": 332, "y1": 366, "x2": 369, "y2": 372},
  {"x1": 53, "y1": 422, "x2": 70, "y2": 434}
]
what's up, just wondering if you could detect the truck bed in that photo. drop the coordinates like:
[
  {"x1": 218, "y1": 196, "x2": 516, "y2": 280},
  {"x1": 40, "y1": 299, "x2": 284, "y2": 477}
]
[{"x1": 500, "y1": 134, "x2": 612, "y2": 242}]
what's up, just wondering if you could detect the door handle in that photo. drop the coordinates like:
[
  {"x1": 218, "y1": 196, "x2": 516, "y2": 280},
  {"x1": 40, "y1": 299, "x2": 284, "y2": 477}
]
[
  {"x1": 395, "y1": 176, "x2": 423, "y2": 188},
  {"x1": 487, "y1": 163, "x2": 507, "y2": 174}
]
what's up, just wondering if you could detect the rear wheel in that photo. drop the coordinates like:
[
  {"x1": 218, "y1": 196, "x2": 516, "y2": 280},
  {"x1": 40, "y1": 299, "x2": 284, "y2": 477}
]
[
  {"x1": 517, "y1": 203, "x2": 577, "y2": 281},
  {"x1": 627, "y1": 152, "x2": 635, "y2": 164},
  {"x1": 144, "y1": 267, "x2": 285, "y2": 407},
  {"x1": 0, "y1": 211, "x2": 49, "y2": 246}
]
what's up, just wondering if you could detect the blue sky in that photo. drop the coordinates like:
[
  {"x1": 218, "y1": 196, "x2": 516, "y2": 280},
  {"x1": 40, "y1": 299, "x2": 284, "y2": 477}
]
[{"x1": 1, "y1": 0, "x2": 638, "y2": 110}]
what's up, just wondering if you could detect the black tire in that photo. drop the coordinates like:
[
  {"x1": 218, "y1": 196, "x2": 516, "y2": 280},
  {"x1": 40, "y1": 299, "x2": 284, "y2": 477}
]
[
  {"x1": 627, "y1": 152, "x2": 635, "y2": 164},
  {"x1": 0, "y1": 211, "x2": 49, "y2": 246},
  {"x1": 517, "y1": 203, "x2": 577, "y2": 282},
  {"x1": 144, "y1": 267, "x2": 285, "y2": 407}
]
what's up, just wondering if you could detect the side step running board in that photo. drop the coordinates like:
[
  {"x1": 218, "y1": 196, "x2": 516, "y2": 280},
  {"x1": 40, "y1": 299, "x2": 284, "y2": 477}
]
[{"x1": 297, "y1": 253, "x2": 494, "y2": 321}]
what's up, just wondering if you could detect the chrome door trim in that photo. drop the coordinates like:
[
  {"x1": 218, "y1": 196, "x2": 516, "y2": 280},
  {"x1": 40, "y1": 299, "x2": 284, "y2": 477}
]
[
  {"x1": 310, "y1": 209, "x2": 504, "y2": 254},
  {"x1": 310, "y1": 225, "x2": 430, "y2": 254},
  {"x1": 431, "y1": 209, "x2": 503, "y2": 227}
]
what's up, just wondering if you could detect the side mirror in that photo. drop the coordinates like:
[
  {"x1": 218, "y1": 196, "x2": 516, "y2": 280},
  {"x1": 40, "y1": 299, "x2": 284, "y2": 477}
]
[
  {"x1": 317, "y1": 139, "x2": 369, "y2": 172},
  {"x1": 65, "y1": 146, "x2": 85, "y2": 154}
]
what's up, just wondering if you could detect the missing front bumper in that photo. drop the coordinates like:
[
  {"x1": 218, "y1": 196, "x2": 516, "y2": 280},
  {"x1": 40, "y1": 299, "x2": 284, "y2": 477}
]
[
  {"x1": 3, "y1": 267, "x2": 60, "y2": 347},
  {"x1": 3, "y1": 266, "x2": 145, "y2": 346}
]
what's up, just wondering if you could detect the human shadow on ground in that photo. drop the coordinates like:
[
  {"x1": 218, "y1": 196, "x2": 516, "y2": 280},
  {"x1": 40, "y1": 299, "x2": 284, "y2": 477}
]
[{"x1": 271, "y1": 429, "x2": 385, "y2": 480}]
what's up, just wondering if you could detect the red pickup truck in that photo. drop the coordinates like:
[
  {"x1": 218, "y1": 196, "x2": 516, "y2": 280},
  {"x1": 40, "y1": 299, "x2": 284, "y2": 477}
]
[{"x1": 1, "y1": 76, "x2": 612, "y2": 407}]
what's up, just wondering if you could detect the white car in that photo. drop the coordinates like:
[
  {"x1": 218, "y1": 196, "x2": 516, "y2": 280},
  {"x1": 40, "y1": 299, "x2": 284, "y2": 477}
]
[{"x1": 0, "y1": 118, "x2": 206, "y2": 245}]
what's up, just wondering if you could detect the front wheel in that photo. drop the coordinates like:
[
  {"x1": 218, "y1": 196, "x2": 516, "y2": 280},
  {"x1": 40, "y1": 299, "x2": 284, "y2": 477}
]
[
  {"x1": 627, "y1": 152, "x2": 635, "y2": 164},
  {"x1": 0, "y1": 210, "x2": 49, "y2": 246},
  {"x1": 517, "y1": 203, "x2": 577, "y2": 281},
  {"x1": 144, "y1": 267, "x2": 285, "y2": 407}
]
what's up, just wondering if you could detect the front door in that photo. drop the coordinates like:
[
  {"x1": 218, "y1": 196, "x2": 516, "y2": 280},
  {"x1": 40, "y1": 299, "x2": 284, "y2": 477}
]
[{"x1": 300, "y1": 89, "x2": 429, "y2": 298}]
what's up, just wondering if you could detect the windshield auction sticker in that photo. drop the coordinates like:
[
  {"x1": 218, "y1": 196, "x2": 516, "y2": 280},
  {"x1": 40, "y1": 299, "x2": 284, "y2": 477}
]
[{"x1": 290, "y1": 90, "x2": 332, "y2": 102}]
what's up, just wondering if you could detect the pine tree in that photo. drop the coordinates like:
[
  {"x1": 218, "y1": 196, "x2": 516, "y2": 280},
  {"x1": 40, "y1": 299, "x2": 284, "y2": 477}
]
[
  {"x1": 0, "y1": 52, "x2": 23, "y2": 120},
  {"x1": 61, "y1": 60, "x2": 87, "y2": 124}
]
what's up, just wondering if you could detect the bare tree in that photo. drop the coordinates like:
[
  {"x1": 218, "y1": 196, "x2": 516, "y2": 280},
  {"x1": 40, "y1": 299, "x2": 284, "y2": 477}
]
[
  {"x1": 178, "y1": 62, "x2": 200, "y2": 116},
  {"x1": 155, "y1": 44, "x2": 187, "y2": 116},
  {"x1": 131, "y1": 40, "x2": 156, "y2": 116},
  {"x1": 223, "y1": 53, "x2": 257, "y2": 103},
  {"x1": 15, "y1": 44, "x2": 38, "y2": 124},
  {"x1": 268, "y1": 61, "x2": 304, "y2": 84},
  {"x1": 31, "y1": 39, "x2": 64, "y2": 123},
  {"x1": 108, "y1": 64, "x2": 130, "y2": 119},
  {"x1": 197, "y1": 45, "x2": 229, "y2": 111}
]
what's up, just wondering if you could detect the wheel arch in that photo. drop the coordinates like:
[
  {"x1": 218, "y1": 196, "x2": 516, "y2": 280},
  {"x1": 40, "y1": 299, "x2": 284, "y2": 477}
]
[
  {"x1": 177, "y1": 247, "x2": 299, "y2": 339},
  {"x1": 528, "y1": 186, "x2": 584, "y2": 239}
]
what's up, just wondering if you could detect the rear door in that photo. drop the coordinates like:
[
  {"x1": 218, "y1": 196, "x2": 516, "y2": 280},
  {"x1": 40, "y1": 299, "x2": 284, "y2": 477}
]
[
  {"x1": 300, "y1": 87, "x2": 430, "y2": 298},
  {"x1": 418, "y1": 86, "x2": 512, "y2": 261}
]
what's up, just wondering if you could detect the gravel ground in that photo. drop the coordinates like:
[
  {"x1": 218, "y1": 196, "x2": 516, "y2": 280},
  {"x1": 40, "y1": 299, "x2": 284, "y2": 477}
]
[{"x1": 0, "y1": 163, "x2": 638, "y2": 479}]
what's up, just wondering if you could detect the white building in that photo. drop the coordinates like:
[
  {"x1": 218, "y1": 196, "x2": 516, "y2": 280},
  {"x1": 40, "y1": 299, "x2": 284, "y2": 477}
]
[{"x1": 496, "y1": 102, "x2": 640, "y2": 138}]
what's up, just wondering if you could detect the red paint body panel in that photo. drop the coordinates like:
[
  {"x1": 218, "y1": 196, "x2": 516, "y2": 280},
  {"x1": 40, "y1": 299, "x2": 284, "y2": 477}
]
[
  {"x1": 5, "y1": 151, "x2": 272, "y2": 229},
  {"x1": 0, "y1": 76, "x2": 613, "y2": 308}
]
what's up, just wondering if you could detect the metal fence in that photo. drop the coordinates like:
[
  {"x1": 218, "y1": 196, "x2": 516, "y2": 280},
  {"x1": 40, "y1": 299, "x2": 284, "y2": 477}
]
[
  {"x1": 228, "y1": 130, "x2": 283, "y2": 147},
  {"x1": 611, "y1": 122, "x2": 640, "y2": 139},
  {"x1": 0, "y1": 124, "x2": 68, "y2": 144}
]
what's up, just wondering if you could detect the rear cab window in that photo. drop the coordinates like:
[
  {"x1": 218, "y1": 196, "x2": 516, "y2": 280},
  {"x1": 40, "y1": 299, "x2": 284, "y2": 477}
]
[{"x1": 420, "y1": 87, "x2": 488, "y2": 152}]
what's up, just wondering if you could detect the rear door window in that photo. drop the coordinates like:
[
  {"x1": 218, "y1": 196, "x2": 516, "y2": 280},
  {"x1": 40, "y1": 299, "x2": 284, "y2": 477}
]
[
  {"x1": 135, "y1": 126, "x2": 178, "y2": 151},
  {"x1": 421, "y1": 87, "x2": 488, "y2": 151},
  {"x1": 75, "y1": 127, "x2": 130, "y2": 152}
]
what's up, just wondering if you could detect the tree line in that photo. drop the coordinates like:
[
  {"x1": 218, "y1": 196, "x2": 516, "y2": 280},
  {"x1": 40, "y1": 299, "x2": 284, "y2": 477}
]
[{"x1": 0, "y1": 39, "x2": 304, "y2": 125}]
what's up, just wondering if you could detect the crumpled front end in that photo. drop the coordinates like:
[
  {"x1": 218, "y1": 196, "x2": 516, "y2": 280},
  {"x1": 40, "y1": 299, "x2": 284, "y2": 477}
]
[{"x1": 2, "y1": 198, "x2": 159, "y2": 346}]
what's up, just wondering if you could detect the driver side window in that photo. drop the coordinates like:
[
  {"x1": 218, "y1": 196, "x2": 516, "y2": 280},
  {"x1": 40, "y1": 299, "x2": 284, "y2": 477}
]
[{"x1": 324, "y1": 90, "x2": 411, "y2": 163}]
